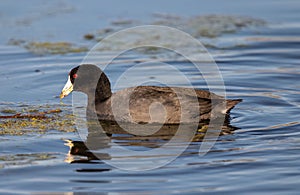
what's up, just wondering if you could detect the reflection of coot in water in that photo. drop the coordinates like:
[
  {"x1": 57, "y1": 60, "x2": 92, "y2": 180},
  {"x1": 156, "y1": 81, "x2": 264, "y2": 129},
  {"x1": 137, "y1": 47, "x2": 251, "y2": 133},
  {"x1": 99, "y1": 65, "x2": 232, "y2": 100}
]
[
  {"x1": 64, "y1": 120, "x2": 239, "y2": 164},
  {"x1": 60, "y1": 64, "x2": 241, "y2": 125}
]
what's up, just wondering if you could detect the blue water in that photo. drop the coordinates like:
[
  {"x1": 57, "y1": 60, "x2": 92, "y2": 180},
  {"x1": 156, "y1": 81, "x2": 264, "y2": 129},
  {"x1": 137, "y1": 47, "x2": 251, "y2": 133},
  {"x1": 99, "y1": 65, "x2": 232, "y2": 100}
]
[{"x1": 1, "y1": 0, "x2": 300, "y2": 194}]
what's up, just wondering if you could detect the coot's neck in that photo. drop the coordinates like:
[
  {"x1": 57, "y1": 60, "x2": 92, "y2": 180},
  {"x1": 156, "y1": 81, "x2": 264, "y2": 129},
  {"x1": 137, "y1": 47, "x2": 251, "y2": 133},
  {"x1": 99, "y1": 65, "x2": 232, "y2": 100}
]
[
  {"x1": 73, "y1": 64, "x2": 112, "y2": 114},
  {"x1": 87, "y1": 71, "x2": 112, "y2": 108},
  {"x1": 95, "y1": 73, "x2": 112, "y2": 102}
]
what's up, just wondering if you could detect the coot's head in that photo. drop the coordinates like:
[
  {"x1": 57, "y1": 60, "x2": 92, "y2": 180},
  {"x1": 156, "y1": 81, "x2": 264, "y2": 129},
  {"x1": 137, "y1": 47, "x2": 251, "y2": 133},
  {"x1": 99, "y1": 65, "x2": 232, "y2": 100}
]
[{"x1": 60, "y1": 64, "x2": 112, "y2": 101}]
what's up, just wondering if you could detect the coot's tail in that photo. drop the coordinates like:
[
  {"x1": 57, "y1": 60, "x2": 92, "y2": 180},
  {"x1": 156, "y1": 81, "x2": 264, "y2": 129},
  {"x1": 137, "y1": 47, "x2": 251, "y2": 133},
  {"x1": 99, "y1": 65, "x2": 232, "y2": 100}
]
[{"x1": 226, "y1": 99, "x2": 242, "y2": 113}]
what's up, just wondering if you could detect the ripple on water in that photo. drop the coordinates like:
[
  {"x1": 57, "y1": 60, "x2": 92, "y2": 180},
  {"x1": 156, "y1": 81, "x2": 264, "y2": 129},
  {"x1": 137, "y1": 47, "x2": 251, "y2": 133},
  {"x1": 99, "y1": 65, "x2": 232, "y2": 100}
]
[{"x1": 1, "y1": 2, "x2": 300, "y2": 193}]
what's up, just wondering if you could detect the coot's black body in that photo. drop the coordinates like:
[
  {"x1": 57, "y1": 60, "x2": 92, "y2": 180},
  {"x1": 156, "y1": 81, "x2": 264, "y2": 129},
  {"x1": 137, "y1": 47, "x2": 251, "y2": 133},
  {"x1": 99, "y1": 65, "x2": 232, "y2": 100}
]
[{"x1": 60, "y1": 64, "x2": 241, "y2": 125}]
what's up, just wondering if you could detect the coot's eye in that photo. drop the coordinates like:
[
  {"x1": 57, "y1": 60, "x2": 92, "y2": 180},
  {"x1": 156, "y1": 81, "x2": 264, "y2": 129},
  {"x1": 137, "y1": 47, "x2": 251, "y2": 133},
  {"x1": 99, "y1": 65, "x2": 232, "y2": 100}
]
[{"x1": 67, "y1": 66, "x2": 80, "y2": 84}]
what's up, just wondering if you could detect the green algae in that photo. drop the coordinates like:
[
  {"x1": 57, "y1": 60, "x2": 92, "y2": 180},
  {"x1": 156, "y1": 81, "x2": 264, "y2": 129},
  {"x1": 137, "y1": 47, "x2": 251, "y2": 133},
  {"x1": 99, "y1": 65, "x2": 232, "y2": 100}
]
[
  {"x1": 8, "y1": 39, "x2": 88, "y2": 55},
  {"x1": 8, "y1": 14, "x2": 266, "y2": 56},
  {"x1": 81, "y1": 14, "x2": 266, "y2": 58},
  {"x1": 89, "y1": 14, "x2": 266, "y2": 42},
  {"x1": 0, "y1": 153, "x2": 56, "y2": 162},
  {"x1": 1, "y1": 109, "x2": 17, "y2": 114},
  {"x1": 0, "y1": 116, "x2": 75, "y2": 135},
  {"x1": 0, "y1": 153, "x2": 57, "y2": 168},
  {"x1": 7, "y1": 15, "x2": 266, "y2": 56},
  {"x1": 0, "y1": 105, "x2": 76, "y2": 136},
  {"x1": 188, "y1": 15, "x2": 266, "y2": 38},
  {"x1": 24, "y1": 41, "x2": 88, "y2": 55}
]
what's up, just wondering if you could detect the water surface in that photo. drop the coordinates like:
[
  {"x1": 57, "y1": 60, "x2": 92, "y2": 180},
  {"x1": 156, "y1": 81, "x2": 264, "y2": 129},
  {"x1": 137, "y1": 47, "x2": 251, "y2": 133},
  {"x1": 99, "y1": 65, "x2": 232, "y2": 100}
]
[{"x1": 0, "y1": 0, "x2": 300, "y2": 194}]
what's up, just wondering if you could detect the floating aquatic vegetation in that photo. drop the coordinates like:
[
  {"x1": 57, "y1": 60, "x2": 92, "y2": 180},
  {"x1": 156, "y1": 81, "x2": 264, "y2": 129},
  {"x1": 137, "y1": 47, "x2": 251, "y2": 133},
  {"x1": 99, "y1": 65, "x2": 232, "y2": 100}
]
[
  {"x1": 7, "y1": 39, "x2": 88, "y2": 55},
  {"x1": 0, "y1": 104, "x2": 76, "y2": 135},
  {"x1": 82, "y1": 14, "x2": 266, "y2": 59},
  {"x1": 186, "y1": 15, "x2": 266, "y2": 38},
  {"x1": 24, "y1": 41, "x2": 88, "y2": 55},
  {"x1": 0, "y1": 153, "x2": 57, "y2": 168},
  {"x1": 8, "y1": 14, "x2": 266, "y2": 56},
  {"x1": 152, "y1": 14, "x2": 266, "y2": 38},
  {"x1": 83, "y1": 33, "x2": 95, "y2": 40},
  {"x1": 0, "y1": 153, "x2": 56, "y2": 162},
  {"x1": 111, "y1": 19, "x2": 138, "y2": 26},
  {"x1": 1, "y1": 109, "x2": 17, "y2": 114}
]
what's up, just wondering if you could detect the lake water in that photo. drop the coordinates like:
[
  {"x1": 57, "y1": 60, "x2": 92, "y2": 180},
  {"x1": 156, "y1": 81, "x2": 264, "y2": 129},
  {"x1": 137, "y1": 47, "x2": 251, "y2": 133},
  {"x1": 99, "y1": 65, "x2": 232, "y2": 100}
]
[{"x1": 1, "y1": 0, "x2": 300, "y2": 194}]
